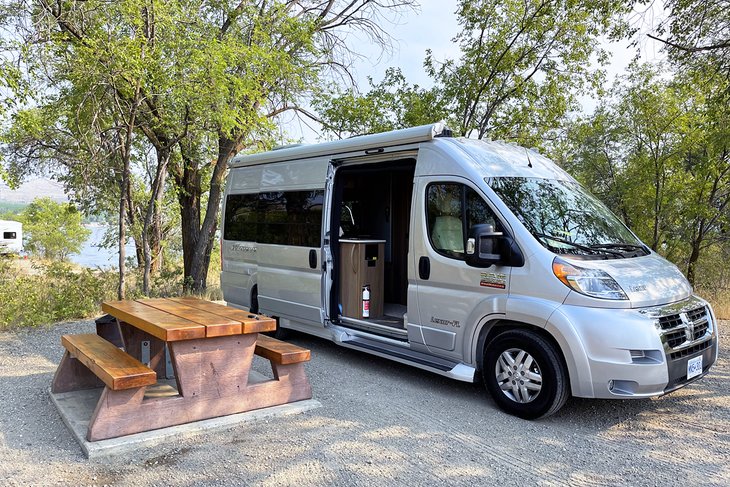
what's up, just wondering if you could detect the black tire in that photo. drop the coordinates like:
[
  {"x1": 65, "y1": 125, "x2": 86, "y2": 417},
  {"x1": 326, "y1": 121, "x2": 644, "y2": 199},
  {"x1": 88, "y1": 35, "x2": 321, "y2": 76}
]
[{"x1": 482, "y1": 329, "x2": 569, "y2": 419}]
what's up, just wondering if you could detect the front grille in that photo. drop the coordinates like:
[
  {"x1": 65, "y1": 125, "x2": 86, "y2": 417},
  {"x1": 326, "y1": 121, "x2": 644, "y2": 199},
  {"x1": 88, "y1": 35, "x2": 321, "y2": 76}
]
[
  {"x1": 687, "y1": 307, "x2": 707, "y2": 322},
  {"x1": 657, "y1": 305, "x2": 711, "y2": 351},
  {"x1": 693, "y1": 320, "x2": 709, "y2": 340},
  {"x1": 669, "y1": 339, "x2": 713, "y2": 361},
  {"x1": 659, "y1": 314, "x2": 682, "y2": 330},
  {"x1": 664, "y1": 330, "x2": 686, "y2": 348}
]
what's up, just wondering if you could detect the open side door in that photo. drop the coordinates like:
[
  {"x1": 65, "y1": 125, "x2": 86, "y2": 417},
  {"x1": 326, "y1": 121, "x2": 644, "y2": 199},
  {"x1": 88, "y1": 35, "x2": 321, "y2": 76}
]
[{"x1": 321, "y1": 161, "x2": 337, "y2": 324}]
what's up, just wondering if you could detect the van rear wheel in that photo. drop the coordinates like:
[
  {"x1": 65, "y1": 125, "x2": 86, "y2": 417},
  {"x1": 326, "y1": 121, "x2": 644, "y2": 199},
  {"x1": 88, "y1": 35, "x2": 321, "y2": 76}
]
[{"x1": 483, "y1": 329, "x2": 568, "y2": 419}]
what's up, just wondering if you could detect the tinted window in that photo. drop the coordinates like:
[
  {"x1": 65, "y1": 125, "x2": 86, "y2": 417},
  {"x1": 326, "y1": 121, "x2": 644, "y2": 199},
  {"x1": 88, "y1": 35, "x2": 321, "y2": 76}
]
[
  {"x1": 3, "y1": 232, "x2": 17, "y2": 239},
  {"x1": 427, "y1": 183, "x2": 502, "y2": 260},
  {"x1": 224, "y1": 190, "x2": 323, "y2": 247},
  {"x1": 223, "y1": 194, "x2": 258, "y2": 242}
]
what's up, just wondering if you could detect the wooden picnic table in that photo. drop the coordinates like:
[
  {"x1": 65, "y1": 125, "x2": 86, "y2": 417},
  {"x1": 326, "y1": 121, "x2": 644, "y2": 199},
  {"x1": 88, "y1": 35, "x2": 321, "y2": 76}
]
[{"x1": 51, "y1": 297, "x2": 312, "y2": 441}]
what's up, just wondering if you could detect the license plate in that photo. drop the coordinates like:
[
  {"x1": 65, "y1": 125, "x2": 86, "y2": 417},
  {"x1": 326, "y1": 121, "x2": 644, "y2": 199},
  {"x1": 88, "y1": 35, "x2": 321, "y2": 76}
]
[{"x1": 687, "y1": 355, "x2": 703, "y2": 380}]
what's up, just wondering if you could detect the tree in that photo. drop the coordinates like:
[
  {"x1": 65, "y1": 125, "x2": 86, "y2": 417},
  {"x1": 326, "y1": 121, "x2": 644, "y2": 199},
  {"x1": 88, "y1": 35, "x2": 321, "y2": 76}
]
[
  {"x1": 313, "y1": 68, "x2": 450, "y2": 138},
  {"x1": 315, "y1": 0, "x2": 632, "y2": 147},
  {"x1": 648, "y1": 0, "x2": 730, "y2": 78},
  {"x1": 558, "y1": 63, "x2": 730, "y2": 285},
  {"x1": 2, "y1": 0, "x2": 417, "y2": 294},
  {"x1": 19, "y1": 198, "x2": 91, "y2": 260},
  {"x1": 428, "y1": 0, "x2": 632, "y2": 143}
]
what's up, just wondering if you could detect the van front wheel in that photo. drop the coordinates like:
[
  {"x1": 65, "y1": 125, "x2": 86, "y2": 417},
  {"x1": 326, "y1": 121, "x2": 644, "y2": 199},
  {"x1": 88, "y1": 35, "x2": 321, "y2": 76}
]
[{"x1": 483, "y1": 329, "x2": 569, "y2": 419}]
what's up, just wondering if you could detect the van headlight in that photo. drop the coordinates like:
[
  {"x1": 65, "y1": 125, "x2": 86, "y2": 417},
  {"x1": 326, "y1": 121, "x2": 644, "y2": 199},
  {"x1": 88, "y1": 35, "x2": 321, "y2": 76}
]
[{"x1": 552, "y1": 257, "x2": 628, "y2": 300}]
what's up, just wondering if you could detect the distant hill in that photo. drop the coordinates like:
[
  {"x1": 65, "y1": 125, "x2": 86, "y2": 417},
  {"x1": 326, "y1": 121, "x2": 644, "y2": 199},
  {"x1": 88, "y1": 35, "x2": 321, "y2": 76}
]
[{"x1": 0, "y1": 178, "x2": 68, "y2": 204}]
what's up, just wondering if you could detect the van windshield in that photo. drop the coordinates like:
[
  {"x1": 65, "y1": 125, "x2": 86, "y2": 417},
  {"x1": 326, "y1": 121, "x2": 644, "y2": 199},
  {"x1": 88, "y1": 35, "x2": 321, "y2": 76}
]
[{"x1": 486, "y1": 177, "x2": 648, "y2": 259}]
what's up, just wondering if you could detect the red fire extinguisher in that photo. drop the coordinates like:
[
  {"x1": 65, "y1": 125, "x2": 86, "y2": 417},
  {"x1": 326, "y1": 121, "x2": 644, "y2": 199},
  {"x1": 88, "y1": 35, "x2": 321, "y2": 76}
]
[{"x1": 362, "y1": 285, "x2": 370, "y2": 318}]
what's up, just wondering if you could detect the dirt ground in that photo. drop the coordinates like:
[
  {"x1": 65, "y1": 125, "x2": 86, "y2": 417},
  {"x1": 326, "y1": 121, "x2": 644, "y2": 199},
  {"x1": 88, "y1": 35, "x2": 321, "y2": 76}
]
[{"x1": 0, "y1": 319, "x2": 728, "y2": 486}]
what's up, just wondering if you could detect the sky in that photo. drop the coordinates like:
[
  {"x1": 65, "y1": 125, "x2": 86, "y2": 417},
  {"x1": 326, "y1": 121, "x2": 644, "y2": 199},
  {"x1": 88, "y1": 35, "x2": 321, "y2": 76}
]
[{"x1": 280, "y1": 0, "x2": 666, "y2": 144}]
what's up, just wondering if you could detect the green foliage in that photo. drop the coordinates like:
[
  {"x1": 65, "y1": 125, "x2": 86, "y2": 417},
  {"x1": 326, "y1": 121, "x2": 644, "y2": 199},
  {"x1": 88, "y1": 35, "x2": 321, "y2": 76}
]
[
  {"x1": 556, "y1": 63, "x2": 730, "y2": 284},
  {"x1": 1, "y1": 0, "x2": 416, "y2": 294},
  {"x1": 435, "y1": 0, "x2": 632, "y2": 143},
  {"x1": 0, "y1": 259, "x2": 116, "y2": 329},
  {"x1": 19, "y1": 198, "x2": 91, "y2": 260},
  {"x1": 652, "y1": 0, "x2": 730, "y2": 78},
  {"x1": 315, "y1": 0, "x2": 632, "y2": 147},
  {"x1": 313, "y1": 68, "x2": 450, "y2": 138}
]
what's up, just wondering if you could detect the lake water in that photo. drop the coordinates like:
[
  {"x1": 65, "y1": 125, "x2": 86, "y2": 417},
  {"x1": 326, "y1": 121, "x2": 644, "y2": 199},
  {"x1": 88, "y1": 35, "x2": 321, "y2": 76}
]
[{"x1": 69, "y1": 225, "x2": 136, "y2": 269}]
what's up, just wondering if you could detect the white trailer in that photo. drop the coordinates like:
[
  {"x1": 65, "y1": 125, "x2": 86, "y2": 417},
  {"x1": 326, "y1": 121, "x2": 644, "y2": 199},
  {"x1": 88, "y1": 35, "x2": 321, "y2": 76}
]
[{"x1": 0, "y1": 220, "x2": 23, "y2": 254}]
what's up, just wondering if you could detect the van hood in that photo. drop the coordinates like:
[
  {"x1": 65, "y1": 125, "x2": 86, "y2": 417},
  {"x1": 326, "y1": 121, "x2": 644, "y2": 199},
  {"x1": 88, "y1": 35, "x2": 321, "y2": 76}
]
[{"x1": 576, "y1": 253, "x2": 692, "y2": 308}]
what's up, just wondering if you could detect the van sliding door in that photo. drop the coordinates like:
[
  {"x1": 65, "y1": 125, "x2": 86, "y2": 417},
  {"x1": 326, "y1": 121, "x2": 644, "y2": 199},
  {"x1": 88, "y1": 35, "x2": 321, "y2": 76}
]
[{"x1": 256, "y1": 189, "x2": 325, "y2": 326}]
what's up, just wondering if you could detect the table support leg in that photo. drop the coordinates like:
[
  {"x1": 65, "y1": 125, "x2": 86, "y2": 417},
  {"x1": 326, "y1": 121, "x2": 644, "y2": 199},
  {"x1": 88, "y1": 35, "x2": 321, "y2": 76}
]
[
  {"x1": 87, "y1": 387, "x2": 146, "y2": 441},
  {"x1": 119, "y1": 322, "x2": 168, "y2": 379},
  {"x1": 52, "y1": 351, "x2": 104, "y2": 393}
]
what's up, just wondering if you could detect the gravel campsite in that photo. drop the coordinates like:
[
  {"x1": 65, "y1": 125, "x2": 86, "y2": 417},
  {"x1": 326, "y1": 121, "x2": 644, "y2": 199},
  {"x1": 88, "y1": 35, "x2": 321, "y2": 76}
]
[{"x1": 1, "y1": 319, "x2": 728, "y2": 486}]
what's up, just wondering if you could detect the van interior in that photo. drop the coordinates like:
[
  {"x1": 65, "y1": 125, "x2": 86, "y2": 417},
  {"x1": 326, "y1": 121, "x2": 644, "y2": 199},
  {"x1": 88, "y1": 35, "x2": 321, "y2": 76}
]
[{"x1": 329, "y1": 158, "x2": 416, "y2": 339}]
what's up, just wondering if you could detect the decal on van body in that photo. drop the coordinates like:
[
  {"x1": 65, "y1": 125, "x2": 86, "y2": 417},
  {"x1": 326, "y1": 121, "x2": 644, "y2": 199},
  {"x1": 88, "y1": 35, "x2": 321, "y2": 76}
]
[
  {"x1": 230, "y1": 243, "x2": 257, "y2": 253},
  {"x1": 480, "y1": 272, "x2": 506, "y2": 289},
  {"x1": 430, "y1": 316, "x2": 461, "y2": 328}
]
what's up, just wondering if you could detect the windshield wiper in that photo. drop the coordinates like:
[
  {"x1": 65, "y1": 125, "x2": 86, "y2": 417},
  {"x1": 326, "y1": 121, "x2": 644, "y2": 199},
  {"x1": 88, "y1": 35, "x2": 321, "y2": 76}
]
[
  {"x1": 534, "y1": 233, "x2": 624, "y2": 257},
  {"x1": 590, "y1": 243, "x2": 647, "y2": 252}
]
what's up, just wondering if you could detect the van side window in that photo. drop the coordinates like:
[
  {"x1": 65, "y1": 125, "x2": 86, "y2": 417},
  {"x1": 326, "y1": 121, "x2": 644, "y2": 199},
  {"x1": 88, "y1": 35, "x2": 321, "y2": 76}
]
[
  {"x1": 3, "y1": 232, "x2": 16, "y2": 239},
  {"x1": 427, "y1": 184, "x2": 502, "y2": 260},
  {"x1": 260, "y1": 191, "x2": 323, "y2": 247},
  {"x1": 224, "y1": 190, "x2": 324, "y2": 247},
  {"x1": 466, "y1": 187, "x2": 500, "y2": 232},
  {"x1": 428, "y1": 183, "x2": 465, "y2": 258},
  {"x1": 224, "y1": 194, "x2": 258, "y2": 242}
]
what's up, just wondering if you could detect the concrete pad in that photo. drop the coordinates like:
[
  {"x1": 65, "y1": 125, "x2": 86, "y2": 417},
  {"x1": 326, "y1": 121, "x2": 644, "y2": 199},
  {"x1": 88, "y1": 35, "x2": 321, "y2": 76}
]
[{"x1": 49, "y1": 376, "x2": 321, "y2": 459}]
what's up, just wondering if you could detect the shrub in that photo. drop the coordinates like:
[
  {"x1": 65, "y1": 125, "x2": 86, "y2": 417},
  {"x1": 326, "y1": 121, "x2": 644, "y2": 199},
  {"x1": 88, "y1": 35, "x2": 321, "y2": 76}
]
[{"x1": 0, "y1": 259, "x2": 115, "y2": 329}]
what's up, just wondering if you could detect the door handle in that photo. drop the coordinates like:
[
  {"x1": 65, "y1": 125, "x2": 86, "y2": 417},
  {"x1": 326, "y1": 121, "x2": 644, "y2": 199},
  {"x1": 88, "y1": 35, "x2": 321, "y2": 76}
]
[
  {"x1": 309, "y1": 249, "x2": 317, "y2": 269},
  {"x1": 419, "y1": 256, "x2": 430, "y2": 280}
]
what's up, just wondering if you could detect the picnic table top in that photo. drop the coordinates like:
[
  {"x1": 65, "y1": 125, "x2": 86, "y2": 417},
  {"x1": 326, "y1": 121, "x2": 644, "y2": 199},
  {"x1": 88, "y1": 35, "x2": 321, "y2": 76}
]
[{"x1": 101, "y1": 297, "x2": 276, "y2": 342}]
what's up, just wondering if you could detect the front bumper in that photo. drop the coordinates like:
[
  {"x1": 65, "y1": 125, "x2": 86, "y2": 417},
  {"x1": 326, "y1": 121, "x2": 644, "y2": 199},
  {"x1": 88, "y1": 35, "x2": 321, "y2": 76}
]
[{"x1": 550, "y1": 295, "x2": 719, "y2": 399}]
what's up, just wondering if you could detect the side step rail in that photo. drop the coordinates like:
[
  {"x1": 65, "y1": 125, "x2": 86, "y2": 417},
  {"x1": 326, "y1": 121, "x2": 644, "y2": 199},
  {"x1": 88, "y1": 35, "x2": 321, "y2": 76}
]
[{"x1": 339, "y1": 334, "x2": 476, "y2": 382}]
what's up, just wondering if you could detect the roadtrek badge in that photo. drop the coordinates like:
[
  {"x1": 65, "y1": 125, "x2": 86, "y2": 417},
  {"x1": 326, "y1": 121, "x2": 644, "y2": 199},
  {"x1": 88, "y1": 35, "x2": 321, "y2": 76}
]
[{"x1": 480, "y1": 272, "x2": 506, "y2": 289}]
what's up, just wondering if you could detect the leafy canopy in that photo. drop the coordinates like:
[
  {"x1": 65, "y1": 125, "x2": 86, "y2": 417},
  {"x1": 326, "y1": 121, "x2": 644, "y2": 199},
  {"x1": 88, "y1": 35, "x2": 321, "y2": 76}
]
[{"x1": 19, "y1": 198, "x2": 91, "y2": 260}]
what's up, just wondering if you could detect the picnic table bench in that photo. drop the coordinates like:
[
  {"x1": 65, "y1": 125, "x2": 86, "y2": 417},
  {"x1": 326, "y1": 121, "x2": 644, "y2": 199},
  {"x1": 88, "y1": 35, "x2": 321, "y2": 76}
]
[{"x1": 51, "y1": 297, "x2": 312, "y2": 441}]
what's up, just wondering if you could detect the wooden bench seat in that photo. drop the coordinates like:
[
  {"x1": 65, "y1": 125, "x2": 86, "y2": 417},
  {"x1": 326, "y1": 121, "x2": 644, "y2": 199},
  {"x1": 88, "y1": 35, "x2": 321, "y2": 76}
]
[
  {"x1": 255, "y1": 335, "x2": 310, "y2": 365},
  {"x1": 60, "y1": 334, "x2": 157, "y2": 390}
]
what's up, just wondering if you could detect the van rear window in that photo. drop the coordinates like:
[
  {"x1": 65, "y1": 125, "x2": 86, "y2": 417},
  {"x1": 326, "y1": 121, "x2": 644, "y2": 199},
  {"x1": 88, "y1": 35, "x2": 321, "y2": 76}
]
[
  {"x1": 224, "y1": 191, "x2": 323, "y2": 247},
  {"x1": 3, "y1": 232, "x2": 16, "y2": 239}
]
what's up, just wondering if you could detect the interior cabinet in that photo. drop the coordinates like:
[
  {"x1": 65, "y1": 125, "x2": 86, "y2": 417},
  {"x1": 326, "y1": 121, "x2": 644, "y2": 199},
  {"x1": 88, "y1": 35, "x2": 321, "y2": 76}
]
[{"x1": 339, "y1": 239, "x2": 385, "y2": 319}]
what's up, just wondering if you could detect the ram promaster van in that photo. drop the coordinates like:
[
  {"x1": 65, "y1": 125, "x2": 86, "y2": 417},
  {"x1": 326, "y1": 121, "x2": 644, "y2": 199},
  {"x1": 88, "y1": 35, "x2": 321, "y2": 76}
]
[{"x1": 221, "y1": 123, "x2": 718, "y2": 418}]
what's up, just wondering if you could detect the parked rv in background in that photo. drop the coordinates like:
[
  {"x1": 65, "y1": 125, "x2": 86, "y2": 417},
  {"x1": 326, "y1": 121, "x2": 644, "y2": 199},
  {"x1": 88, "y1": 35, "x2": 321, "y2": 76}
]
[{"x1": 0, "y1": 220, "x2": 23, "y2": 254}]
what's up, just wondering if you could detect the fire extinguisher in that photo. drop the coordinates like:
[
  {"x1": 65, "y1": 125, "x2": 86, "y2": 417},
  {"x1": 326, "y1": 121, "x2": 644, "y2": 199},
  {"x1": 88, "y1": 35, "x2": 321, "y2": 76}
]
[{"x1": 362, "y1": 285, "x2": 370, "y2": 318}]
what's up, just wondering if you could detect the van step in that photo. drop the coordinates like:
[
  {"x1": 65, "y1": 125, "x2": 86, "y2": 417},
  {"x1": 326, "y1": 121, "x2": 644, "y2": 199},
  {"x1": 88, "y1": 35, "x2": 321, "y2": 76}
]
[
  {"x1": 338, "y1": 316, "x2": 408, "y2": 340},
  {"x1": 342, "y1": 336, "x2": 456, "y2": 372}
]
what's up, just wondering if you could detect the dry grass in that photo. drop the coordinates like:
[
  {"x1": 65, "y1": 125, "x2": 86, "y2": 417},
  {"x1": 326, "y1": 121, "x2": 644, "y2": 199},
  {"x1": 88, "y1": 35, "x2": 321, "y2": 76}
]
[{"x1": 698, "y1": 288, "x2": 730, "y2": 320}]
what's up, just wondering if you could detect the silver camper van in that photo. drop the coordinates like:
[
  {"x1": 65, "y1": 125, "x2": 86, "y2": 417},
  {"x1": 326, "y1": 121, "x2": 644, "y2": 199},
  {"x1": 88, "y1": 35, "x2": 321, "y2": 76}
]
[{"x1": 221, "y1": 123, "x2": 718, "y2": 418}]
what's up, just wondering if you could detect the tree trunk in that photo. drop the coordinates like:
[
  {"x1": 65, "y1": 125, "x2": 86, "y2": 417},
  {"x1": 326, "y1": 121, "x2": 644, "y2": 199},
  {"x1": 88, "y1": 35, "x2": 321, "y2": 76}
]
[
  {"x1": 180, "y1": 135, "x2": 236, "y2": 294},
  {"x1": 118, "y1": 182, "x2": 127, "y2": 300},
  {"x1": 117, "y1": 89, "x2": 140, "y2": 299},
  {"x1": 686, "y1": 240, "x2": 701, "y2": 286},
  {"x1": 175, "y1": 154, "x2": 201, "y2": 286},
  {"x1": 142, "y1": 148, "x2": 170, "y2": 295}
]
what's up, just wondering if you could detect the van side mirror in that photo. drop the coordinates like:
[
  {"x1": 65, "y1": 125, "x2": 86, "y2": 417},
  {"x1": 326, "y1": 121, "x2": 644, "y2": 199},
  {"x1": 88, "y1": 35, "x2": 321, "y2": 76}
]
[{"x1": 465, "y1": 224, "x2": 524, "y2": 268}]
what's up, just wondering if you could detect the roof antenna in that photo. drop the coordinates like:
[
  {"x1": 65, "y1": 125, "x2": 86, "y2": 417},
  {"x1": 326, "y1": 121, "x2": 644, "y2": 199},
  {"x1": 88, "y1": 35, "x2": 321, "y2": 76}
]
[{"x1": 524, "y1": 148, "x2": 533, "y2": 168}]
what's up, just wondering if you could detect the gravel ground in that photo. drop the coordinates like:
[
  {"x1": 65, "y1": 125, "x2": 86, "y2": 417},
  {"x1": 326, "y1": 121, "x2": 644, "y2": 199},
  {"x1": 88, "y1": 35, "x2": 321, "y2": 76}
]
[{"x1": 1, "y1": 320, "x2": 728, "y2": 486}]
